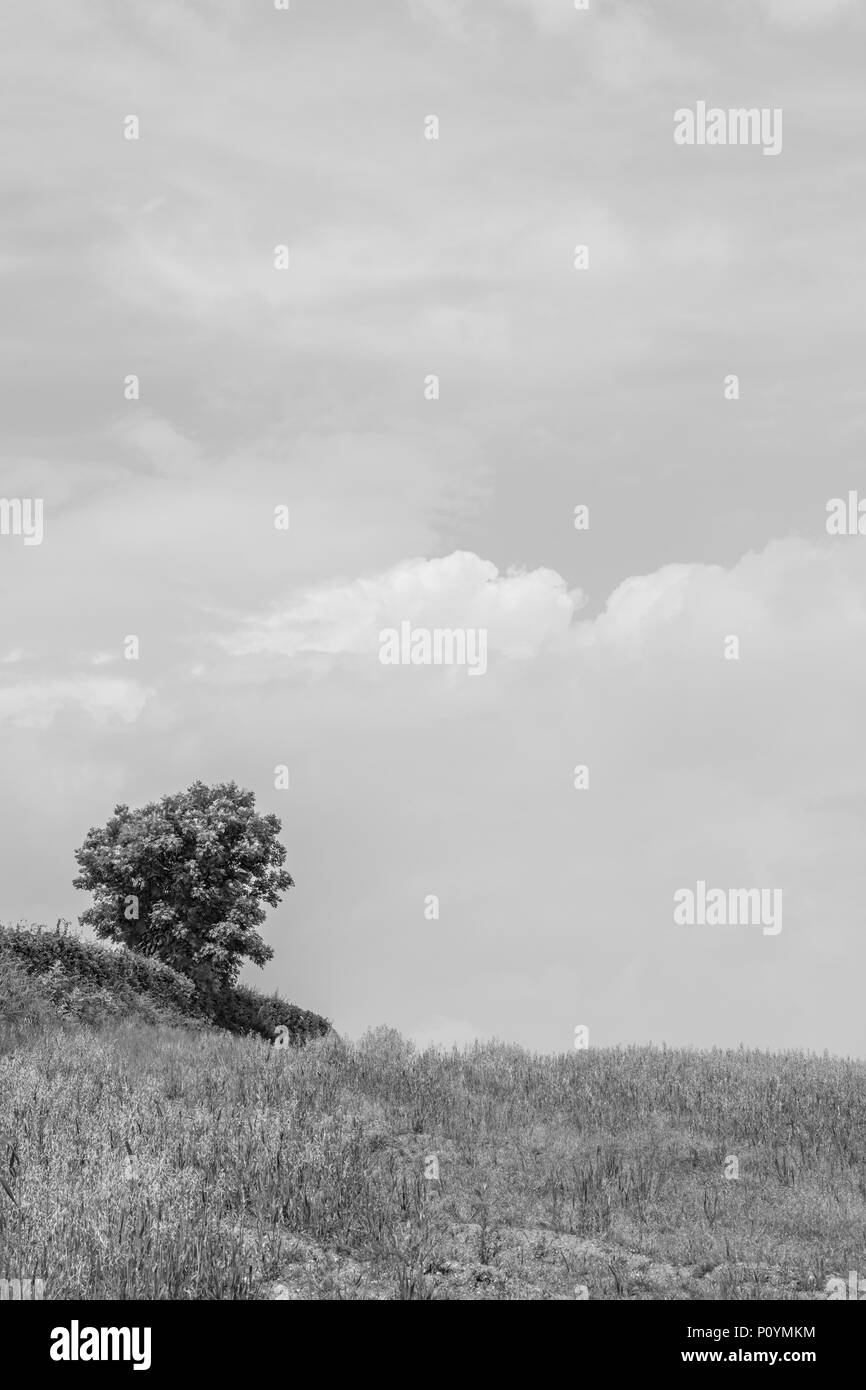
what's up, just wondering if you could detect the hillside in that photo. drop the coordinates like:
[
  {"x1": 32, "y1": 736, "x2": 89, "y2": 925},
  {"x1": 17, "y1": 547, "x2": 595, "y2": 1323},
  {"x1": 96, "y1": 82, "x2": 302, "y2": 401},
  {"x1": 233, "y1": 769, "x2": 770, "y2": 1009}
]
[
  {"x1": 1, "y1": 1002, "x2": 864, "y2": 1299},
  {"x1": 0, "y1": 921, "x2": 330, "y2": 1046}
]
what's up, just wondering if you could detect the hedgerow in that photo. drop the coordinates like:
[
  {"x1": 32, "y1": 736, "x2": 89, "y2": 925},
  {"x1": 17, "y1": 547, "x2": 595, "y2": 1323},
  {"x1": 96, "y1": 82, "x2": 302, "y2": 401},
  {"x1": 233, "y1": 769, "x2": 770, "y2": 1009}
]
[{"x1": 0, "y1": 922, "x2": 329, "y2": 1044}]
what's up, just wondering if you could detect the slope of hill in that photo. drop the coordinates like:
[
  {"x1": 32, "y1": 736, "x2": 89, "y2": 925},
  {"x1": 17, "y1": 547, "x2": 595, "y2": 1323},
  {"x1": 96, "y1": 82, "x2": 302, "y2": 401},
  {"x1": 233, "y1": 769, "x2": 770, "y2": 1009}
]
[
  {"x1": 1, "y1": 1008, "x2": 863, "y2": 1300},
  {"x1": 0, "y1": 921, "x2": 330, "y2": 1046}
]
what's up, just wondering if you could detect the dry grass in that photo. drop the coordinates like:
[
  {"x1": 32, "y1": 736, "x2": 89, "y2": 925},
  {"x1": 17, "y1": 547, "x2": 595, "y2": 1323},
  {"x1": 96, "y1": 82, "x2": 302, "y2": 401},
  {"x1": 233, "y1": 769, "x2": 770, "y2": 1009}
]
[{"x1": 1, "y1": 1021, "x2": 865, "y2": 1299}]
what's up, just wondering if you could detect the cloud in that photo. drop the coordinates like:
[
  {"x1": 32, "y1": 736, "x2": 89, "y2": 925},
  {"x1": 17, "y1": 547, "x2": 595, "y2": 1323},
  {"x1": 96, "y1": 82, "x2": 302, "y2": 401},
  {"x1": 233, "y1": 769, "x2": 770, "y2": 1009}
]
[
  {"x1": 577, "y1": 563, "x2": 701, "y2": 648},
  {"x1": 0, "y1": 678, "x2": 151, "y2": 728},
  {"x1": 577, "y1": 538, "x2": 866, "y2": 659},
  {"x1": 503, "y1": 0, "x2": 857, "y2": 39},
  {"x1": 4, "y1": 531, "x2": 866, "y2": 1053},
  {"x1": 2, "y1": 0, "x2": 865, "y2": 1057},
  {"x1": 760, "y1": 0, "x2": 857, "y2": 26},
  {"x1": 502, "y1": 0, "x2": 584, "y2": 34},
  {"x1": 108, "y1": 411, "x2": 204, "y2": 480},
  {"x1": 410, "y1": 0, "x2": 594, "y2": 38},
  {"x1": 223, "y1": 550, "x2": 584, "y2": 662}
]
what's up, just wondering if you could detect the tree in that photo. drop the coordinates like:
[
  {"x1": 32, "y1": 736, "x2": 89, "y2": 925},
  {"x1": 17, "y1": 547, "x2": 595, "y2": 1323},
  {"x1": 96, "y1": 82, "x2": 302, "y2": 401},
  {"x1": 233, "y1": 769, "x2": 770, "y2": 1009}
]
[{"x1": 73, "y1": 781, "x2": 293, "y2": 999}]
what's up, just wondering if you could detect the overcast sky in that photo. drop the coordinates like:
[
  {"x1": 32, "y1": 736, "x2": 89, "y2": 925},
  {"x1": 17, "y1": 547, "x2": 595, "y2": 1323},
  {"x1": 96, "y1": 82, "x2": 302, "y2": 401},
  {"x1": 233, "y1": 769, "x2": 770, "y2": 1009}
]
[{"x1": 1, "y1": 0, "x2": 865, "y2": 1056}]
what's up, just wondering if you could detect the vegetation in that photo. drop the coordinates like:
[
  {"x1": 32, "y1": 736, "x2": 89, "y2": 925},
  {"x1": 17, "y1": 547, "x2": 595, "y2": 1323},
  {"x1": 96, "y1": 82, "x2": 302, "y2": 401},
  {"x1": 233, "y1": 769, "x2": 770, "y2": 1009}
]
[
  {"x1": 1, "y1": 1013, "x2": 863, "y2": 1299},
  {"x1": 2, "y1": 783, "x2": 859, "y2": 1300},
  {"x1": 0, "y1": 922, "x2": 329, "y2": 1046},
  {"x1": 73, "y1": 781, "x2": 293, "y2": 1003}
]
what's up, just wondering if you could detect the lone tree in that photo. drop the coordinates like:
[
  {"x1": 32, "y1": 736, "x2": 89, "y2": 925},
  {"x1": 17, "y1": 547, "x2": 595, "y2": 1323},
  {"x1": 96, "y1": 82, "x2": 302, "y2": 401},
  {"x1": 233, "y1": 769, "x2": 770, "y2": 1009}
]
[{"x1": 73, "y1": 781, "x2": 293, "y2": 1000}]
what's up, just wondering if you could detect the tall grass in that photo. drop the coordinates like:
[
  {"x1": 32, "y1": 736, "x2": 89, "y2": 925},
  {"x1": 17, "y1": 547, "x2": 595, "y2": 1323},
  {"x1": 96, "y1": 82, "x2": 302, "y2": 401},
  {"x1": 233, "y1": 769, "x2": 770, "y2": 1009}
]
[{"x1": 1, "y1": 1022, "x2": 864, "y2": 1298}]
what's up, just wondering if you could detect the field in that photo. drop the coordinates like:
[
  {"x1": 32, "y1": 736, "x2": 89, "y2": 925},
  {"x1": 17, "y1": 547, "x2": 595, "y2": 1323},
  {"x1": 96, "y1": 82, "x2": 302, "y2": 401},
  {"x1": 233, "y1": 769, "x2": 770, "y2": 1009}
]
[{"x1": 2, "y1": 1019, "x2": 865, "y2": 1300}]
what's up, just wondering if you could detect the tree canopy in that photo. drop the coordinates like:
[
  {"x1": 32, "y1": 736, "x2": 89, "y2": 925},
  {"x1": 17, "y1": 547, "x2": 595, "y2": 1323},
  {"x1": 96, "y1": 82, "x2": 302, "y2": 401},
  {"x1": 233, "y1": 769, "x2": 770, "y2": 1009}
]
[{"x1": 73, "y1": 781, "x2": 293, "y2": 997}]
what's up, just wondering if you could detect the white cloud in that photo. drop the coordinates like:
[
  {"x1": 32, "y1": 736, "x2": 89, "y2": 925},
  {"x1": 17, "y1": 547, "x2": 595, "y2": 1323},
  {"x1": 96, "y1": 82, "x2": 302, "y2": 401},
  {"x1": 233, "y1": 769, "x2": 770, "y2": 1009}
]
[
  {"x1": 760, "y1": 0, "x2": 856, "y2": 26},
  {"x1": 576, "y1": 539, "x2": 866, "y2": 657},
  {"x1": 224, "y1": 551, "x2": 584, "y2": 662},
  {"x1": 108, "y1": 411, "x2": 204, "y2": 479},
  {"x1": 502, "y1": 0, "x2": 582, "y2": 35},
  {"x1": 0, "y1": 678, "x2": 150, "y2": 728},
  {"x1": 2, "y1": 0, "x2": 865, "y2": 1056},
  {"x1": 576, "y1": 563, "x2": 713, "y2": 649}
]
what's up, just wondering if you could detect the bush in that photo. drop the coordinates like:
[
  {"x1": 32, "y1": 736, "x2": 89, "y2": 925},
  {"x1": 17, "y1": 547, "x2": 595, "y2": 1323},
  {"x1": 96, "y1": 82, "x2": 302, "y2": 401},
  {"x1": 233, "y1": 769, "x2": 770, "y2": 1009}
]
[
  {"x1": 0, "y1": 954, "x2": 54, "y2": 1053},
  {"x1": 0, "y1": 921, "x2": 200, "y2": 1020},
  {"x1": 0, "y1": 922, "x2": 330, "y2": 1045},
  {"x1": 210, "y1": 983, "x2": 332, "y2": 1046}
]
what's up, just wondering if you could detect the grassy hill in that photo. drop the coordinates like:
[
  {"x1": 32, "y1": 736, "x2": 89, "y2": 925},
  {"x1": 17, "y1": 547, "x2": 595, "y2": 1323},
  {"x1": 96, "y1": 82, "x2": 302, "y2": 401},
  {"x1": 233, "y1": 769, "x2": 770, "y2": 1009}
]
[
  {"x1": 1, "y1": 979, "x2": 864, "y2": 1298},
  {"x1": 0, "y1": 921, "x2": 330, "y2": 1049}
]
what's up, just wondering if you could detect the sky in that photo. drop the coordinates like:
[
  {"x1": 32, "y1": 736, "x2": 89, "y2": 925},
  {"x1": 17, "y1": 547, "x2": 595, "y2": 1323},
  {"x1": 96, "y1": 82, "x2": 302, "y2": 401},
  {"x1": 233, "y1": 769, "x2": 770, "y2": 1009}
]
[{"x1": 1, "y1": 0, "x2": 865, "y2": 1055}]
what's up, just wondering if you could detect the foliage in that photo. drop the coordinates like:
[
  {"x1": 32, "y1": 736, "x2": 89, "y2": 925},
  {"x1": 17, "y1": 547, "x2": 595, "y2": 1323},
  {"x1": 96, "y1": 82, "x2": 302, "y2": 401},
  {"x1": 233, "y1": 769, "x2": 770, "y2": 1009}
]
[
  {"x1": 209, "y1": 983, "x2": 330, "y2": 1047},
  {"x1": 73, "y1": 781, "x2": 293, "y2": 996},
  {"x1": 0, "y1": 922, "x2": 328, "y2": 1045},
  {"x1": 0, "y1": 921, "x2": 198, "y2": 1024},
  {"x1": 0, "y1": 1023, "x2": 863, "y2": 1299}
]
